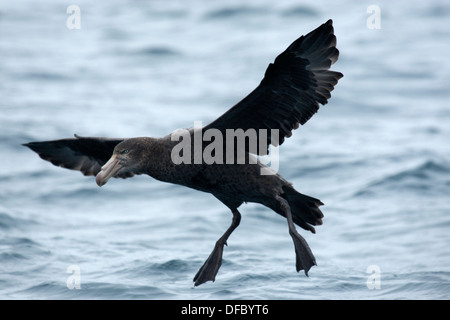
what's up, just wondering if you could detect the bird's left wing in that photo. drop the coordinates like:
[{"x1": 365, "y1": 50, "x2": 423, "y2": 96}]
[
  {"x1": 203, "y1": 19, "x2": 343, "y2": 155},
  {"x1": 23, "y1": 134, "x2": 124, "y2": 176}
]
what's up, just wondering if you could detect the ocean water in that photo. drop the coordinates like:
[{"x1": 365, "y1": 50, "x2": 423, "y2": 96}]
[{"x1": 1, "y1": 0, "x2": 450, "y2": 300}]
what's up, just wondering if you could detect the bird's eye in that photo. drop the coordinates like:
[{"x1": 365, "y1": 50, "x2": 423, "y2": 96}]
[{"x1": 121, "y1": 149, "x2": 129, "y2": 155}]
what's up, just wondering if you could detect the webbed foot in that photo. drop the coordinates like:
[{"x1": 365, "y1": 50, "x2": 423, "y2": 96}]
[{"x1": 193, "y1": 241, "x2": 225, "y2": 286}]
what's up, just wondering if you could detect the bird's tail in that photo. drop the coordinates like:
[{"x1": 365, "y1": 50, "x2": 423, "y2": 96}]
[{"x1": 281, "y1": 185, "x2": 324, "y2": 233}]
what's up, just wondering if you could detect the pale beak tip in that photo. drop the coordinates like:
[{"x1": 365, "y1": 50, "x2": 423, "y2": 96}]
[
  {"x1": 95, "y1": 154, "x2": 120, "y2": 187},
  {"x1": 95, "y1": 172, "x2": 104, "y2": 187}
]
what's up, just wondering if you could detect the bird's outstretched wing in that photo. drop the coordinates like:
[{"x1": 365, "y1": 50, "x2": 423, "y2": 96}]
[
  {"x1": 203, "y1": 19, "x2": 343, "y2": 154},
  {"x1": 23, "y1": 134, "x2": 124, "y2": 176}
]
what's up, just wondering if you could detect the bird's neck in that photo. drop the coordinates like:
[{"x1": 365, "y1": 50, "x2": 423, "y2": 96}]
[{"x1": 138, "y1": 137, "x2": 178, "y2": 182}]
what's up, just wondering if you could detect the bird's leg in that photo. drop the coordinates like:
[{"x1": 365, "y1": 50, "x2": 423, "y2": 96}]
[
  {"x1": 193, "y1": 208, "x2": 241, "y2": 286},
  {"x1": 276, "y1": 195, "x2": 316, "y2": 276}
]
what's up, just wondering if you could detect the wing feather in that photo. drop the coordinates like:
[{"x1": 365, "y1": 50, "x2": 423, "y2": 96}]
[
  {"x1": 23, "y1": 134, "x2": 123, "y2": 177},
  {"x1": 203, "y1": 19, "x2": 343, "y2": 153}
]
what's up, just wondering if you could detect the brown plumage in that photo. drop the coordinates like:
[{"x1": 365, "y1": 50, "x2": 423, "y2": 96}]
[{"x1": 24, "y1": 20, "x2": 343, "y2": 286}]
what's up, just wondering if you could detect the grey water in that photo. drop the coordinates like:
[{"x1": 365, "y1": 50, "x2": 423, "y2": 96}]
[{"x1": 1, "y1": 0, "x2": 450, "y2": 299}]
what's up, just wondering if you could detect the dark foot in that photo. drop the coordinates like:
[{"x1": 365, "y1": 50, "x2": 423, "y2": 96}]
[
  {"x1": 193, "y1": 241, "x2": 225, "y2": 286},
  {"x1": 290, "y1": 231, "x2": 317, "y2": 276}
]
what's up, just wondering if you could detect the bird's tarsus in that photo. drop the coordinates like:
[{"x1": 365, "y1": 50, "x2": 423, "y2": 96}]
[
  {"x1": 276, "y1": 195, "x2": 317, "y2": 276},
  {"x1": 193, "y1": 208, "x2": 241, "y2": 286}
]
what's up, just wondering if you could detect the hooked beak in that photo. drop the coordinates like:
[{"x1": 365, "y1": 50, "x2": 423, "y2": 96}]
[{"x1": 96, "y1": 154, "x2": 122, "y2": 187}]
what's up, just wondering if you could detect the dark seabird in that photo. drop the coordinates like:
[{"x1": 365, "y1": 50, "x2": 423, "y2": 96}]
[{"x1": 24, "y1": 20, "x2": 343, "y2": 286}]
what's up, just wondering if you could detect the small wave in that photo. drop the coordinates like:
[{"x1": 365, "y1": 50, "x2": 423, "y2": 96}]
[
  {"x1": 1, "y1": 236, "x2": 51, "y2": 265},
  {"x1": 151, "y1": 259, "x2": 191, "y2": 272},
  {"x1": 111, "y1": 258, "x2": 196, "y2": 282},
  {"x1": 0, "y1": 212, "x2": 37, "y2": 230},
  {"x1": 0, "y1": 213, "x2": 18, "y2": 230},
  {"x1": 203, "y1": 6, "x2": 267, "y2": 20},
  {"x1": 381, "y1": 160, "x2": 445, "y2": 182},
  {"x1": 134, "y1": 46, "x2": 181, "y2": 57},
  {"x1": 77, "y1": 281, "x2": 170, "y2": 299},
  {"x1": 380, "y1": 270, "x2": 450, "y2": 299},
  {"x1": 113, "y1": 46, "x2": 181, "y2": 59},
  {"x1": 13, "y1": 277, "x2": 172, "y2": 299},
  {"x1": 355, "y1": 159, "x2": 450, "y2": 197},
  {"x1": 0, "y1": 252, "x2": 28, "y2": 262},
  {"x1": 16, "y1": 281, "x2": 68, "y2": 299},
  {"x1": 17, "y1": 71, "x2": 73, "y2": 82},
  {"x1": 145, "y1": 8, "x2": 188, "y2": 19},
  {"x1": 424, "y1": 5, "x2": 450, "y2": 18},
  {"x1": 280, "y1": 6, "x2": 319, "y2": 18}
]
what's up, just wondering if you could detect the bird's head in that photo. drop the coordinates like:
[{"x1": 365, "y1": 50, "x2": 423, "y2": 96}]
[{"x1": 95, "y1": 138, "x2": 147, "y2": 187}]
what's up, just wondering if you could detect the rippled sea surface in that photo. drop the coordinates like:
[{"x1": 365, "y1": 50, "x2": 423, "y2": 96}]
[{"x1": 1, "y1": 0, "x2": 450, "y2": 299}]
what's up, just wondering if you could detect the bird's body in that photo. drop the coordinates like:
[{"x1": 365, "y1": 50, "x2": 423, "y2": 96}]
[
  {"x1": 99, "y1": 134, "x2": 289, "y2": 208},
  {"x1": 24, "y1": 20, "x2": 343, "y2": 286}
]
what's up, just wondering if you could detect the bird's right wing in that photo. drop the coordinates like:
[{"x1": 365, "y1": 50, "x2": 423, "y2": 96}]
[{"x1": 23, "y1": 134, "x2": 124, "y2": 177}]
